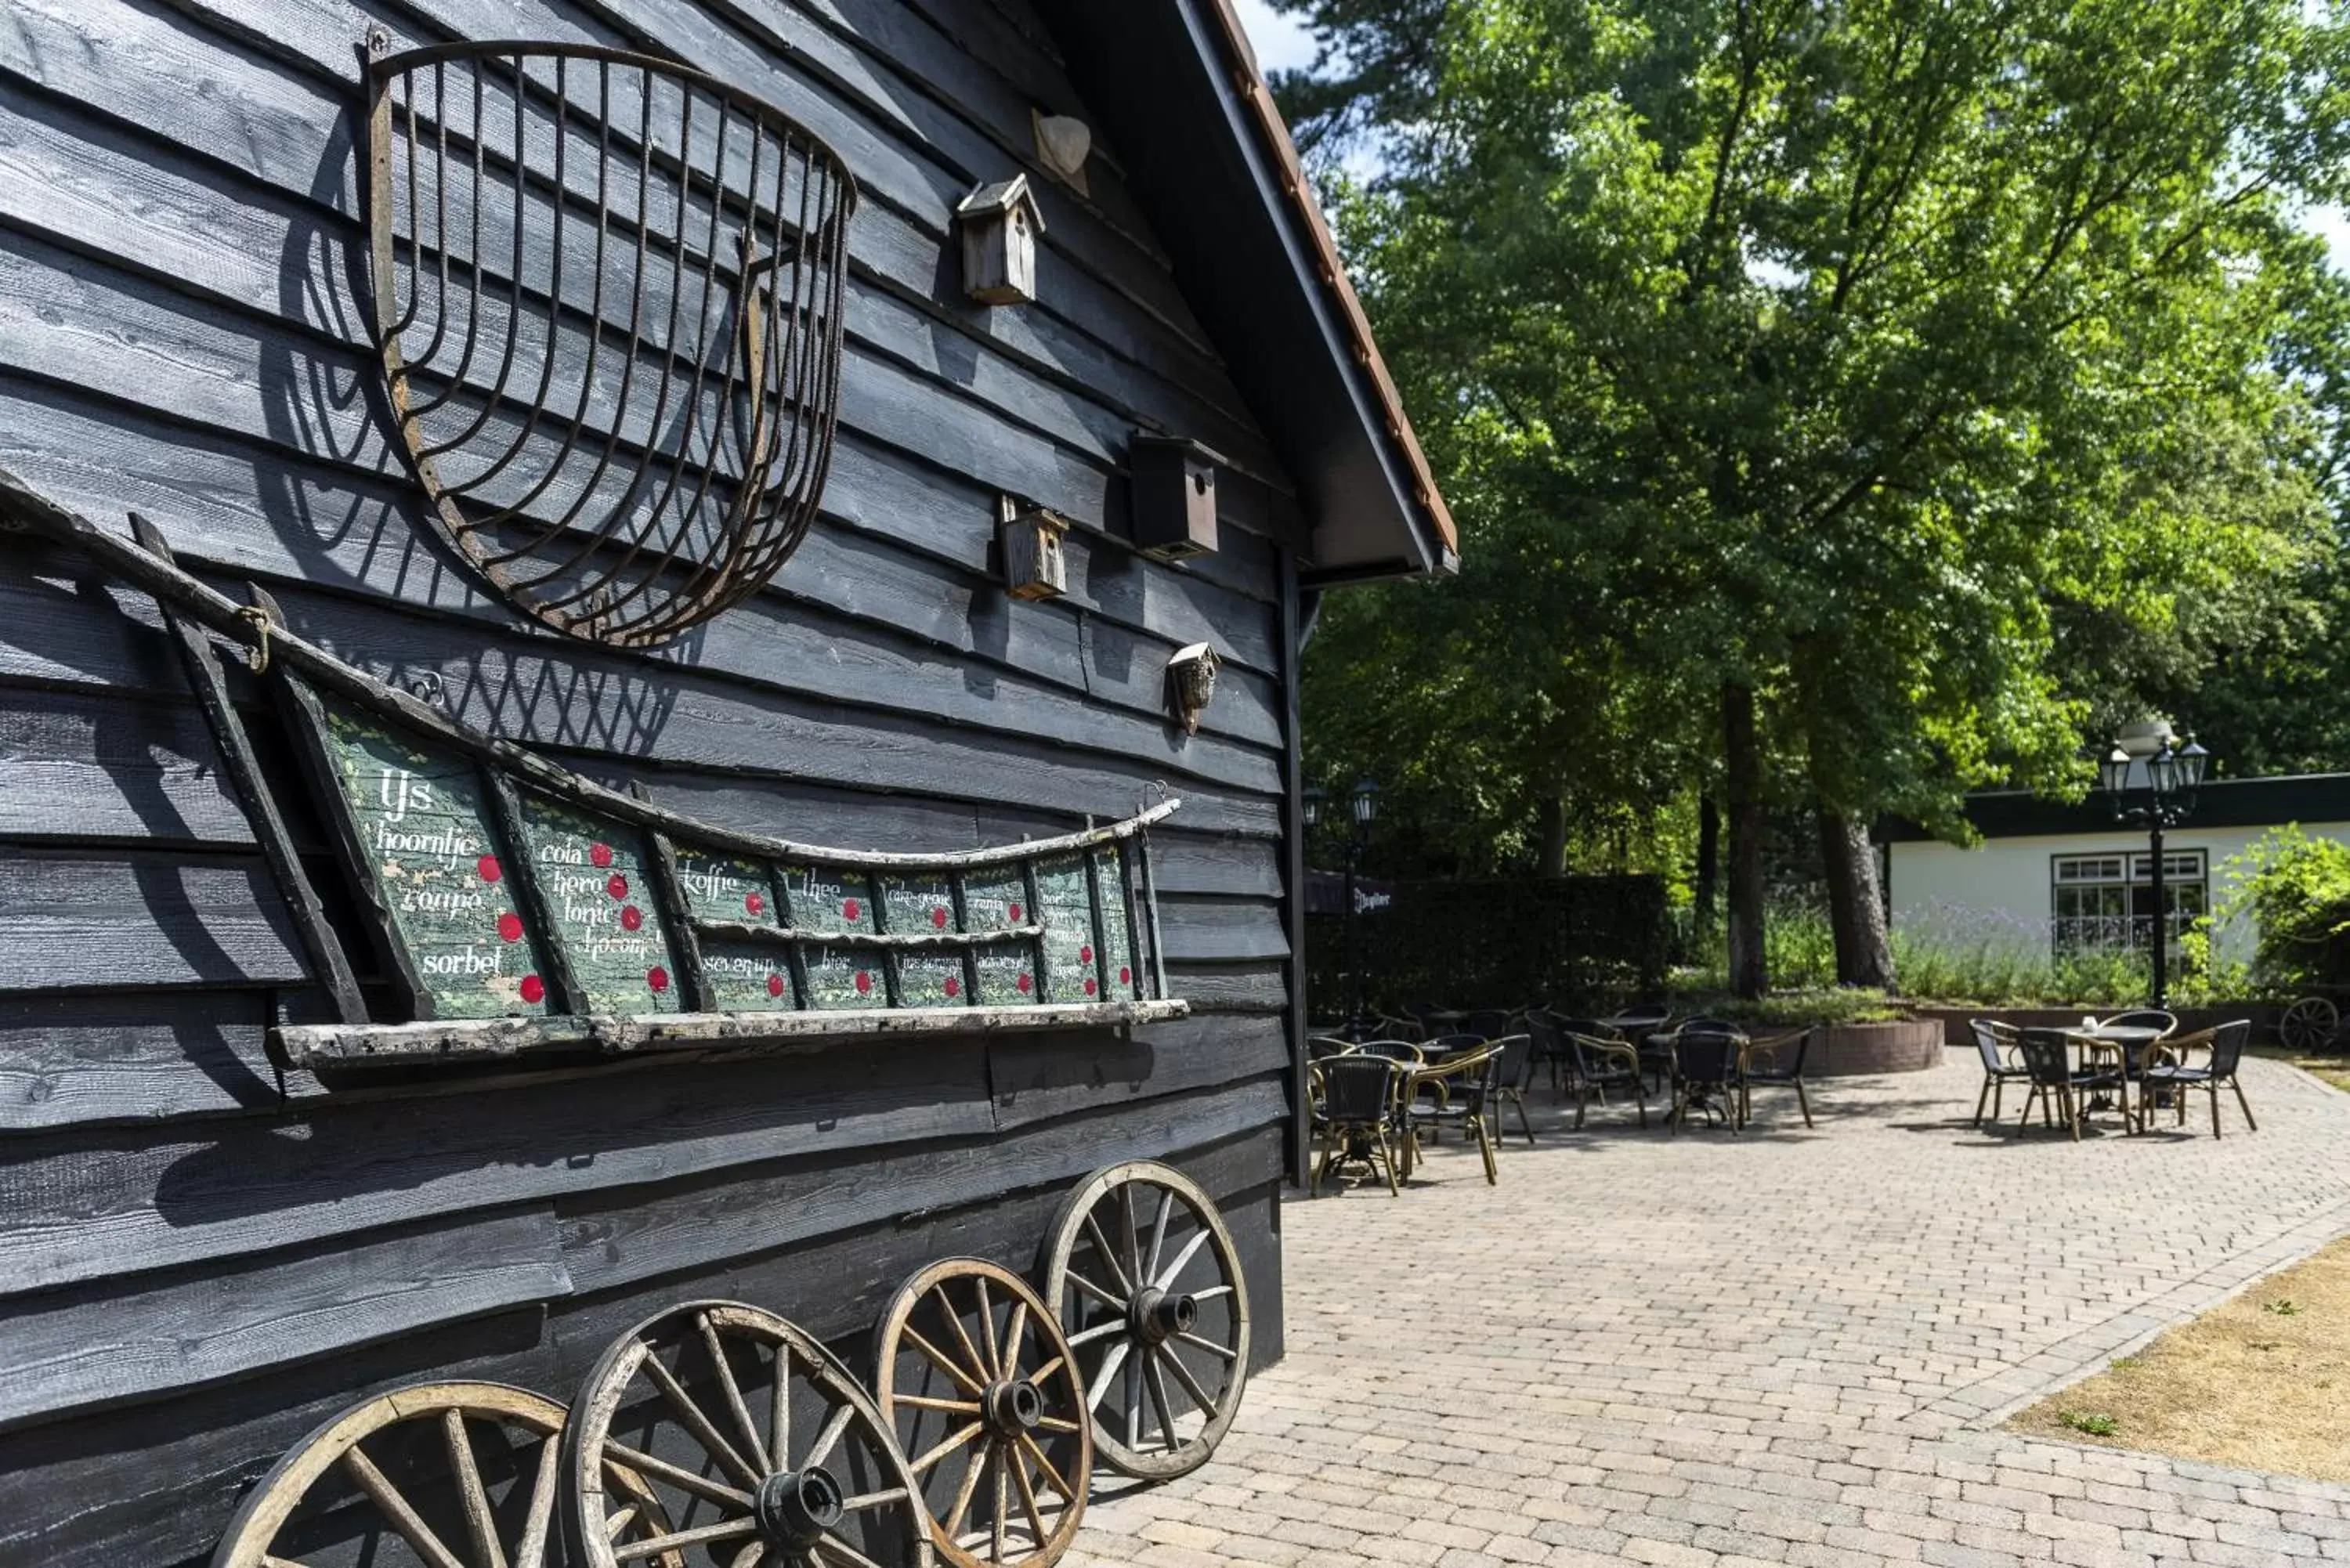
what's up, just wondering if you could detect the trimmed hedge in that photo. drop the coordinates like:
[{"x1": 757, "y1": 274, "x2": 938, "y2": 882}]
[{"x1": 1305, "y1": 874, "x2": 1669, "y2": 1017}]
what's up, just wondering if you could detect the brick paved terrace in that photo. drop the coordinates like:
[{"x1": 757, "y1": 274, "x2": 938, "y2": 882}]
[{"x1": 1068, "y1": 1048, "x2": 2350, "y2": 1568}]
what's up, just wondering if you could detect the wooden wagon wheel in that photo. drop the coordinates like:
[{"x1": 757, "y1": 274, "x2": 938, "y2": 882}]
[
  {"x1": 566, "y1": 1300, "x2": 933, "y2": 1568},
  {"x1": 212, "y1": 1379, "x2": 679, "y2": 1568},
  {"x1": 2280, "y1": 995, "x2": 2340, "y2": 1053},
  {"x1": 872, "y1": 1258, "x2": 1092, "y2": 1568},
  {"x1": 1039, "y1": 1161, "x2": 1250, "y2": 1480}
]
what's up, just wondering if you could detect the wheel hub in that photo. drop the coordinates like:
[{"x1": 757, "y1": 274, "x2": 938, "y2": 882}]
[
  {"x1": 984, "y1": 1377, "x2": 1044, "y2": 1436},
  {"x1": 1130, "y1": 1285, "x2": 1198, "y2": 1345},
  {"x1": 753, "y1": 1466, "x2": 845, "y2": 1546}
]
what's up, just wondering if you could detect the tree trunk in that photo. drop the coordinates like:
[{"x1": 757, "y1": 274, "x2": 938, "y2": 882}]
[
  {"x1": 1694, "y1": 792, "x2": 1719, "y2": 927},
  {"x1": 1818, "y1": 807, "x2": 1896, "y2": 990},
  {"x1": 1536, "y1": 792, "x2": 1567, "y2": 877},
  {"x1": 1723, "y1": 683, "x2": 1766, "y2": 999}
]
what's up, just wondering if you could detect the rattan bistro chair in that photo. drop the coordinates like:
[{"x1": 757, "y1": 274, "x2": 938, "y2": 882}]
[
  {"x1": 1402, "y1": 1045, "x2": 1503, "y2": 1185},
  {"x1": 1737, "y1": 1028, "x2": 1814, "y2": 1129},
  {"x1": 2013, "y1": 1028, "x2": 2120, "y2": 1140},
  {"x1": 2142, "y1": 1020, "x2": 2258, "y2": 1138},
  {"x1": 1312, "y1": 1054, "x2": 1405, "y2": 1195},
  {"x1": 1565, "y1": 1029, "x2": 1650, "y2": 1129},
  {"x1": 1969, "y1": 1019, "x2": 2031, "y2": 1127},
  {"x1": 1669, "y1": 1030, "x2": 1743, "y2": 1135},
  {"x1": 1484, "y1": 1031, "x2": 1538, "y2": 1146},
  {"x1": 2099, "y1": 1010, "x2": 2179, "y2": 1037}
]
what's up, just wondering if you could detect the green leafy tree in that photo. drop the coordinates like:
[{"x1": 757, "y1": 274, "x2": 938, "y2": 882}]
[{"x1": 1287, "y1": 0, "x2": 2348, "y2": 993}]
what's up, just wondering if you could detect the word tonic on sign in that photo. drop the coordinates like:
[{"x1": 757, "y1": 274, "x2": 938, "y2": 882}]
[
  {"x1": 518, "y1": 796, "x2": 680, "y2": 1010},
  {"x1": 964, "y1": 869, "x2": 1039, "y2": 1005},
  {"x1": 674, "y1": 847, "x2": 796, "y2": 1010},
  {"x1": 882, "y1": 873, "x2": 968, "y2": 1006},
  {"x1": 320, "y1": 705, "x2": 551, "y2": 1017}
]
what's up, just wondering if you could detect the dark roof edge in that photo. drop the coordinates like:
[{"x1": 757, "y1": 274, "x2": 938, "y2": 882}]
[
  {"x1": 1191, "y1": 0, "x2": 1459, "y2": 576},
  {"x1": 1876, "y1": 772, "x2": 2350, "y2": 844}
]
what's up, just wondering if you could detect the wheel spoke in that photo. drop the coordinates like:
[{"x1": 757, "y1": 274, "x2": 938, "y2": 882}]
[
  {"x1": 1065, "y1": 1319, "x2": 1126, "y2": 1348},
  {"x1": 341, "y1": 1443, "x2": 467, "y2": 1568},
  {"x1": 1086, "y1": 1341, "x2": 1130, "y2": 1413},
  {"x1": 1010, "y1": 1446, "x2": 1050, "y2": 1548},
  {"x1": 771, "y1": 1339, "x2": 794, "y2": 1470},
  {"x1": 900, "y1": 1324, "x2": 986, "y2": 1396},
  {"x1": 814, "y1": 1535, "x2": 887, "y2": 1568},
  {"x1": 974, "y1": 1276, "x2": 1001, "y2": 1380},
  {"x1": 1155, "y1": 1229, "x2": 1212, "y2": 1292},
  {"x1": 999, "y1": 1296, "x2": 1029, "y2": 1382},
  {"x1": 804, "y1": 1401, "x2": 855, "y2": 1469},
  {"x1": 944, "y1": 1438, "x2": 992, "y2": 1542},
  {"x1": 1189, "y1": 1284, "x2": 1235, "y2": 1303},
  {"x1": 1146, "y1": 1353, "x2": 1181, "y2": 1451},
  {"x1": 1033, "y1": 1414, "x2": 1082, "y2": 1435},
  {"x1": 1158, "y1": 1344, "x2": 1220, "y2": 1421},
  {"x1": 908, "y1": 1420, "x2": 985, "y2": 1476},
  {"x1": 1027, "y1": 1353, "x2": 1065, "y2": 1386},
  {"x1": 443, "y1": 1409, "x2": 508, "y2": 1568},
  {"x1": 725, "y1": 1545, "x2": 765, "y2": 1568},
  {"x1": 262, "y1": 1555, "x2": 313, "y2": 1568},
  {"x1": 991, "y1": 1460, "x2": 1007, "y2": 1564},
  {"x1": 1065, "y1": 1270, "x2": 1125, "y2": 1311},
  {"x1": 615, "y1": 1517, "x2": 757, "y2": 1562},
  {"x1": 512, "y1": 1434, "x2": 562, "y2": 1568},
  {"x1": 935, "y1": 1287, "x2": 994, "y2": 1386},
  {"x1": 1015, "y1": 1431, "x2": 1074, "y2": 1501},
  {"x1": 1177, "y1": 1330, "x2": 1239, "y2": 1363},
  {"x1": 1119, "y1": 1185, "x2": 1143, "y2": 1290},
  {"x1": 1081, "y1": 1212, "x2": 1133, "y2": 1295},
  {"x1": 894, "y1": 1393, "x2": 981, "y2": 1414},
  {"x1": 1145, "y1": 1186, "x2": 1173, "y2": 1283},
  {"x1": 602, "y1": 1438, "x2": 756, "y2": 1509},
  {"x1": 1124, "y1": 1346, "x2": 1141, "y2": 1448},
  {"x1": 699, "y1": 1311, "x2": 772, "y2": 1473},
  {"x1": 642, "y1": 1347, "x2": 764, "y2": 1488},
  {"x1": 606, "y1": 1505, "x2": 640, "y2": 1541},
  {"x1": 838, "y1": 1487, "x2": 909, "y2": 1512}
]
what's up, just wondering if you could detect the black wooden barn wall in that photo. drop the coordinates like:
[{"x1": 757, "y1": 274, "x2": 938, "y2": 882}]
[{"x1": 0, "y1": 1, "x2": 1304, "y2": 1563}]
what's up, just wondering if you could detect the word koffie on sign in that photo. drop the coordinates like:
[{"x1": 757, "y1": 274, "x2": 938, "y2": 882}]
[
  {"x1": 674, "y1": 848, "x2": 796, "y2": 1010},
  {"x1": 317, "y1": 706, "x2": 552, "y2": 1017}
]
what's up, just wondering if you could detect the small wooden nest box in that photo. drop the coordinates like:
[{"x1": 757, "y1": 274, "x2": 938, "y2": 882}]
[
  {"x1": 956, "y1": 174, "x2": 1046, "y2": 306},
  {"x1": 1129, "y1": 435, "x2": 1226, "y2": 562},
  {"x1": 998, "y1": 497, "x2": 1069, "y2": 601}
]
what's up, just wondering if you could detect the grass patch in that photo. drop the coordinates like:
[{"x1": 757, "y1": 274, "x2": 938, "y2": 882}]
[
  {"x1": 2009, "y1": 1236, "x2": 2350, "y2": 1483},
  {"x1": 2250, "y1": 1044, "x2": 2350, "y2": 1094}
]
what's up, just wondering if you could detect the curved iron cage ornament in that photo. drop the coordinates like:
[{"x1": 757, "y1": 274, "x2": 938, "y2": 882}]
[{"x1": 364, "y1": 37, "x2": 856, "y2": 647}]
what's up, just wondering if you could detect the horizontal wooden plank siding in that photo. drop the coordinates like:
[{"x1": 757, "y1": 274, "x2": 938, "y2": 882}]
[{"x1": 0, "y1": 0, "x2": 1305, "y2": 1559}]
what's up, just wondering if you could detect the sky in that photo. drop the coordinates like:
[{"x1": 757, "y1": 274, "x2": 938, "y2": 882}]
[{"x1": 1223, "y1": 0, "x2": 2350, "y2": 272}]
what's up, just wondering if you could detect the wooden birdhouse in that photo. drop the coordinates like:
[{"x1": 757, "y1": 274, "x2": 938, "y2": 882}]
[
  {"x1": 999, "y1": 497, "x2": 1069, "y2": 601},
  {"x1": 956, "y1": 175, "x2": 1046, "y2": 306},
  {"x1": 1129, "y1": 435, "x2": 1224, "y2": 562}
]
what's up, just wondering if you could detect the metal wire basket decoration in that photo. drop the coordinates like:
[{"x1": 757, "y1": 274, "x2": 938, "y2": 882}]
[{"x1": 363, "y1": 38, "x2": 856, "y2": 647}]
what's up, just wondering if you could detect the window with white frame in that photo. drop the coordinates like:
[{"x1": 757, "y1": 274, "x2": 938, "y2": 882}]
[{"x1": 2050, "y1": 850, "x2": 2206, "y2": 959}]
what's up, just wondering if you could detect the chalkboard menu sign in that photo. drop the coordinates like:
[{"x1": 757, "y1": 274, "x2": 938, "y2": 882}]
[
  {"x1": 1095, "y1": 846, "x2": 1138, "y2": 999},
  {"x1": 317, "y1": 705, "x2": 551, "y2": 1018},
  {"x1": 964, "y1": 869, "x2": 1038, "y2": 1006},
  {"x1": 517, "y1": 796, "x2": 680, "y2": 1011},
  {"x1": 1034, "y1": 854, "x2": 1099, "y2": 1003},
  {"x1": 882, "y1": 873, "x2": 967, "y2": 1006},
  {"x1": 674, "y1": 846, "x2": 797, "y2": 1011}
]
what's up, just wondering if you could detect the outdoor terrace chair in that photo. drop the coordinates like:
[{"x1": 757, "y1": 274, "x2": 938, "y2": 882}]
[
  {"x1": 1538, "y1": 1013, "x2": 1614, "y2": 1097},
  {"x1": 1611, "y1": 1003, "x2": 1672, "y2": 1034},
  {"x1": 1312, "y1": 1054, "x2": 1405, "y2": 1195},
  {"x1": 1352, "y1": 1039, "x2": 1426, "y2": 1067},
  {"x1": 1401, "y1": 1044, "x2": 1502, "y2": 1185},
  {"x1": 1484, "y1": 1031, "x2": 1538, "y2": 1146},
  {"x1": 2100, "y1": 1010, "x2": 2180, "y2": 1037},
  {"x1": 1307, "y1": 1035, "x2": 1356, "y2": 1063},
  {"x1": 1460, "y1": 1009, "x2": 1515, "y2": 1041},
  {"x1": 1670, "y1": 1030, "x2": 1743, "y2": 1135},
  {"x1": 2142, "y1": 1020, "x2": 2258, "y2": 1138},
  {"x1": 1564, "y1": 1029, "x2": 1649, "y2": 1129},
  {"x1": 1969, "y1": 1019, "x2": 2030, "y2": 1128},
  {"x1": 1738, "y1": 1028, "x2": 1815, "y2": 1129},
  {"x1": 2012, "y1": 1028, "x2": 2122, "y2": 1140}
]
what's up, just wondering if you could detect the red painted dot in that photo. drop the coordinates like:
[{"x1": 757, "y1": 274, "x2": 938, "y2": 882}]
[
  {"x1": 620, "y1": 904, "x2": 643, "y2": 932},
  {"x1": 606, "y1": 873, "x2": 628, "y2": 900},
  {"x1": 497, "y1": 912, "x2": 524, "y2": 943},
  {"x1": 767, "y1": 972, "x2": 786, "y2": 999},
  {"x1": 843, "y1": 898, "x2": 862, "y2": 923},
  {"x1": 944, "y1": 975, "x2": 961, "y2": 999},
  {"x1": 746, "y1": 891, "x2": 766, "y2": 916},
  {"x1": 647, "y1": 966, "x2": 669, "y2": 993},
  {"x1": 932, "y1": 906, "x2": 949, "y2": 930},
  {"x1": 854, "y1": 970, "x2": 873, "y2": 995},
  {"x1": 1017, "y1": 973, "x2": 1033, "y2": 994},
  {"x1": 1009, "y1": 901, "x2": 1024, "y2": 923},
  {"x1": 1083, "y1": 976, "x2": 1098, "y2": 996},
  {"x1": 1080, "y1": 945, "x2": 1094, "y2": 965},
  {"x1": 589, "y1": 842, "x2": 614, "y2": 869},
  {"x1": 477, "y1": 854, "x2": 502, "y2": 883},
  {"x1": 519, "y1": 974, "x2": 545, "y2": 1005},
  {"x1": 1119, "y1": 965, "x2": 1132, "y2": 985}
]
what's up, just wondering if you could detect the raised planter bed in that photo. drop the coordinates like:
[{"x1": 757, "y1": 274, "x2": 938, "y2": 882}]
[{"x1": 1805, "y1": 1019, "x2": 1943, "y2": 1076}]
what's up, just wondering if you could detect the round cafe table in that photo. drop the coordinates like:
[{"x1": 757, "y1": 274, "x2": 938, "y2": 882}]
[{"x1": 2062, "y1": 1025, "x2": 2167, "y2": 1129}]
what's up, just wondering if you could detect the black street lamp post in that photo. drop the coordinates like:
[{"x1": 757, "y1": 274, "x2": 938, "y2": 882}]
[
  {"x1": 2097, "y1": 733, "x2": 2210, "y2": 1010},
  {"x1": 1304, "y1": 779, "x2": 1379, "y2": 1035}
]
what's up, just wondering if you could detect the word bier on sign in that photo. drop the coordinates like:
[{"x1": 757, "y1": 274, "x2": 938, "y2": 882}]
[{"x1": 294, "y1": 691, "x2": 1177, "y2": 1058}]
